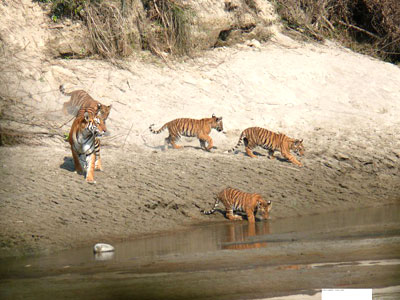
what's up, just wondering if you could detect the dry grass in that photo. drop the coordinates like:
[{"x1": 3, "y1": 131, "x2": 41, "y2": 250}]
[
  {"x1": 85, "y1": 1, "x2": 135, "y2": 59},
  {"x1": 141, "y1": 0, "x2": 193, "y2": 57},
  {"x1": 83, "y1": 0, "x2": 193, "y2": 59},
  {"x1": 274, "y1": 0, "x2": 400, "y2": 63}
]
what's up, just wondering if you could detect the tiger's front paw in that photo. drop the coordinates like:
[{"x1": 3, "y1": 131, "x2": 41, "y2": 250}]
[{"x1": 86, "y1": 178, "x2": 96, "y2": 184}]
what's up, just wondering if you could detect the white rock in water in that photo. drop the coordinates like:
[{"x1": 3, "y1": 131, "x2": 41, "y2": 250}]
[
  {"x1": 93, "y1": 243, "x2": 115, "y2": 253},
  {"x1": 94, "y1": 252, "x2": 114, "y2": 261}
]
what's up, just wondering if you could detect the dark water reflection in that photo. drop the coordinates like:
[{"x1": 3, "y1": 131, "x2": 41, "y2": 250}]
[{"x1": 2, "y1": 204, "x2": 400, "y2": 271}]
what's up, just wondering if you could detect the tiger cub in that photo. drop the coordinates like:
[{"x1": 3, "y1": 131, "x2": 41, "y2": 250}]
[
  {"x1": 230, "y1": 127, "x2": 304, "y2": 166},
  {"x1": 149, "y1": 114, "x2": 223, "y2": 151},
  {"x1": 60, "y1": 85, "x2": 112, "y2": 121},
  {"x1": 68, "y1": 107, "x2": 107, "y2": 183},
  {"x1": 202, "y1": 187, "x2": 272, "y2": 223}
]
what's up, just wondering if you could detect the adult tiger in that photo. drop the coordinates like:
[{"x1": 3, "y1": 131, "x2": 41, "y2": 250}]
[
  {"x1": 59, "y1": 85, "x2": 112, "y2": 121},
  {"x1": 230, "y1": 127, "x2": 304, "y2": 166},
  {"x1": 201, "y1": 187, "x2": 272, "y2": 223},
  {"x1": 68, "y1": 107, "x2": 107, "y2": 183},
  {"x1": 149, "y1": 114, "x2": 223, "y2": 151}
]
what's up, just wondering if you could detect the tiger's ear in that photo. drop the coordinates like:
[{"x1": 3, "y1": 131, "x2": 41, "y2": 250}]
[
  {"x1": 212, "y1": 113, "x2": 216, "y2": 118},
  {"x1": 295, "y1": 139, "x2": 303, "y2": 145},
  {"x1": 97, "y1": 103, "x2": 102, "y2": 109},
  {"x1": 84, "y1": 111, "x2": 90, "y2": 121}
]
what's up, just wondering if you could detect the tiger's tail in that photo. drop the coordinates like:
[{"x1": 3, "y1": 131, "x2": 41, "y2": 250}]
[
  {"x1": 201, "y1": 197, "x2": 220, "y2": 215},
  {"x1": 59, "y1": 84, "x2": 73, "y2": 96},
  {"x1": 60, "y1": 85, "x2": 77, "y2": 115},
  {"x1": 229, "y1": 130, "x2": 246, "y2": 153},
  {"x1": 149, "y1": 123, "x2": 168, "y2": 134}
]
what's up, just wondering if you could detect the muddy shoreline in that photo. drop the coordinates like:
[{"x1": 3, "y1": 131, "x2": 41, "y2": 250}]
[{"x1": 1, "y1": 133, "x2": 399, "y2": 258}]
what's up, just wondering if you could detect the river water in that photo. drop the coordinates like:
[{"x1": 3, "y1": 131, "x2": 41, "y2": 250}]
[{"x1": 1, "y1": 204, "x2": 400, "y2": 300}]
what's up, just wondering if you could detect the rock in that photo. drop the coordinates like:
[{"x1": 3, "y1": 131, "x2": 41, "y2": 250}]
[
  {"x1": 93, "y1": 243, "x2": 115, "y2": 253},
  {"x1": 333, "y1": 153, "x2": 350, "y2": 161},
  {"x1": 46, "y1": 23, "x2": 93, "y2": 58},
  {"x1": 246, "y1": 39, "x2": 261, "y2": 48},
  {"x1": 189, "y1": 0, "x2": 278, "y2": 49},
  {"x1": 94, "y1": 252, "x2": 115, "y2": 261}
]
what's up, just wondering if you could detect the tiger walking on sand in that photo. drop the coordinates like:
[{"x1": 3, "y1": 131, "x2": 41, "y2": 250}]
[
  {"x1": 230, "y1": 127, "x2": 305, "y2": 166},
  {"x1": 59, "y1": 85, "x2": 112, "y2": 121},
  {"x1": 68, "y1": 107, "x2": 107, "y2": 183},
  {"x1": 149, "y1": 114, "x2": 223, "y2": 151}
]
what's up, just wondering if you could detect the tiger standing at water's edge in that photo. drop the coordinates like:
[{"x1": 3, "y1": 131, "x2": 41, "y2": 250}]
[
  {"x1": 68, "y1": 107, "x2": 107, "y2": 184},
  {"x1": 202, "y1": 187, "x2": 272, "y2": 223},
  {"x1": 230, "y1": 127, "x2": 305, "y2": 166},
  {"x1": 149, "y1": 114, "x2": 223, "y2": 151}
]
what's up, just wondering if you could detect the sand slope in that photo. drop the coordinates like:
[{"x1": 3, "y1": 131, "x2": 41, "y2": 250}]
[{"x1": 1, "y1": 1, "x2": 400, "y2": 256}]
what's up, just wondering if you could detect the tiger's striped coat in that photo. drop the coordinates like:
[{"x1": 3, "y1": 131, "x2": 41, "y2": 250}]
[
  {"x1": 230, "y1": 127, "x2": 304, "y2": 166},
  {"x1": 149, "y1": 114, "x2": 223, "y2": 151},
  {"x1": 68, "y1": 107, "x2": 107, "y2": 183},
  {"x1": 60, "y1": 85, "x2": 112, "y2": 121},
  {"x1": 202, "y1": 187, "x2": 272, "y2": 223}
]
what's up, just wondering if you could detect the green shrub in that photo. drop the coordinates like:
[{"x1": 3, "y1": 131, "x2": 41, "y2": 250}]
[{"x1": 35, "y1": 0, "x2": 89, "y2": 19}]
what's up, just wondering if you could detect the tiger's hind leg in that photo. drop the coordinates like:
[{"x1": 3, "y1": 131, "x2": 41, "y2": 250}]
[
  {"x1": 199, "y1": 139, "x2": 206, "y2": 150},
  {"x1": 245, "y1": 147, "x2": 257, "y2": 158},
  {"x1": 226, "y1": 209, "x2": 243, "y2": 221},
  {"x1": 244, "y1": 138, "x2": 257, "y2": 158},
  {"x1": 169, "y1": 135, "x2": 183, "y2": 149},
  {"x1": 268, "y1": 149, "x2": 276, "y2": 160}
]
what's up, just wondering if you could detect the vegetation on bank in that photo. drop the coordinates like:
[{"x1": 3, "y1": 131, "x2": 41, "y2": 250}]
[
  {"x1": 274, "y1": 0, "x2": 400, "y2": 63},
  {"x1": 35, "y1": 0, "x2": 399, "y2": 63},
  {"x1": 36, "y1": 0, "x2": 193, "y2": 58}
]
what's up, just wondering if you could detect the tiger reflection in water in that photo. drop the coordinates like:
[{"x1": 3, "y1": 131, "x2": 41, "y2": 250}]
[{"x1": 222, "y1": 222, "x2": 270, "y2": 250}]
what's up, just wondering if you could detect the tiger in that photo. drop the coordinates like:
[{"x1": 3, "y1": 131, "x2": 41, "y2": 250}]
[
  {"x1": 229, "y1": 127, "x2": 305, "y2": 166},
  {"x1": 68, "y1": 107, "x2": 107, "y2": 184},
  {"x1": 59, "y1": 85, "x2": 112, "y2": 121},
  {"x1": 201, "y1": 187, "x2": 272, "y2": 223},
  {"x1": 149, "y1": 114, "x2": 223, "y2": 151}
]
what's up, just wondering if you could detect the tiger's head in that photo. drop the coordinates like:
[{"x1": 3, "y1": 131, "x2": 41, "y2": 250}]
[
  {"x1": 258, "y1": 199, "x2": 272, "y2": 220},
  {"x1": 292, "y1": 139, "x2": 305, "y2": 156},
  {"x1": 96, "y1": 103, "x2": 112, "y2": 122},
  {"x1": 84, "y1": 111, "x2": 107, "y2": 137},
  {"x1": 211, "y1": 114, "x2": 223, "y2": 132}
]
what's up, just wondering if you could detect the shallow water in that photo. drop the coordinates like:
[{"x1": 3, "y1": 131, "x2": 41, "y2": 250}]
[{"x1": 1, "y1": 204, "x2": 400, "y2": 300}]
